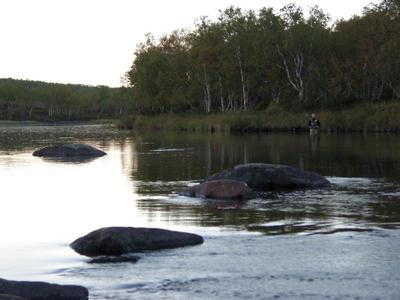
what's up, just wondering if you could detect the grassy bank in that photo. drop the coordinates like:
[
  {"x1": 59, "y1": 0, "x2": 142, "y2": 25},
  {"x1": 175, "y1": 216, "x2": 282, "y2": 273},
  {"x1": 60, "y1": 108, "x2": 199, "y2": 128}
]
[
  {"x1": 0, "y1": 119, "x2": 115, "y2": 127},
  {"x1": 120, "y1": 102, "x2": 400, "y2": 133},
  {"x1": 0, "y1": 120, "x2": 43, "y2": 127}
]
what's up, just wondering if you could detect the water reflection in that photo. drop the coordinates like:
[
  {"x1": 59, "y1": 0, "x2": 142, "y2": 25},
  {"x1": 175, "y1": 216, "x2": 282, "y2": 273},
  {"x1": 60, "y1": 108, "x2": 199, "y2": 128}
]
[
  {"x1": 2, "y1": 125, "x2": 400, "y2": 299},
  {"x1": 126, "y1": 131, "x2": 400, "y2": 235},
  {"x1": 131, "y1": 131, "x2": 400, "y2": 182},
  {"x1": 1, "y1": 126, "x2": 400, "y2": 238},
  {"x1": 309, "y1": 132, "x2": 320, "y2": 158},
  {"x1": 134, "y1": 178, "x2": 400, "y2": 235}
]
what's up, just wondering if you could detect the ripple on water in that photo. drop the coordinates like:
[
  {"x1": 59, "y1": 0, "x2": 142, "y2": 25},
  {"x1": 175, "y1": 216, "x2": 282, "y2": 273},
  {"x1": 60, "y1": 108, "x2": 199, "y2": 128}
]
[
  {"x1": 3, "y1": 128, "x2": 400, "y2": 299},
  {"x1": 149, "y1": 147, "x2": 194, "y2": 153},
  {"x1": 132, "y1": 176, "x2": 400, "y2": 235}
]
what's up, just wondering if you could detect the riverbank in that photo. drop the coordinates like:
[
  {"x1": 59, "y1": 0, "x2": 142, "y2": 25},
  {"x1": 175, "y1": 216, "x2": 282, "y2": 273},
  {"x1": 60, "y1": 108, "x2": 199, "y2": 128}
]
[
  {"x1": 117, "y1": 102, "x2": 400, "y2": 133},
  {"x1": 0, "y1": 119, "x2": 114, "y2": 127}
]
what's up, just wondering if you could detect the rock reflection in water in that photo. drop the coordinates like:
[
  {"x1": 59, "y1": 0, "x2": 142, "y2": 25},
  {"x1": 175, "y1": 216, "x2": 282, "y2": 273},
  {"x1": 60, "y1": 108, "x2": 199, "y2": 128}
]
[
  {"x1": 2, "y1": 126, "x2": 400, "y2": 299},
  {"x1": 134, "y1": 178, "x2": 400, "y2": 237}
]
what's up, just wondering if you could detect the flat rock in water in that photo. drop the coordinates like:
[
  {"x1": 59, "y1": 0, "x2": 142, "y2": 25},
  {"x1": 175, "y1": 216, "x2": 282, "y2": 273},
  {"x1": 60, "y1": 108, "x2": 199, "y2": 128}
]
[
  {"x1": 32, "y1": 144, "x2": 106, "y2": 157},
  {"x1": 89, "y1": 254, "x2": 141, "y2": 264},
  {"x1": 0, "y1": 278, "x2": 88, "y2": 300},
  {"x1": 207, "y1": 163, "x2": 330, "y2": 189},
  {"x1": 179, "y1": 180, "x2": 257, "y2": 200},
  {"x1": 70, "y1": 227, "x2": 204, "y2": 257}
]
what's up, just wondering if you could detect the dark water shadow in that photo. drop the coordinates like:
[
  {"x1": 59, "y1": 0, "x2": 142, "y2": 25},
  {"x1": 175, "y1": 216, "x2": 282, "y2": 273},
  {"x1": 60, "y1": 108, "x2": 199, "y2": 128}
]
[{"x1": 39, "y1": 156, "x2": 100, "y2": 164}]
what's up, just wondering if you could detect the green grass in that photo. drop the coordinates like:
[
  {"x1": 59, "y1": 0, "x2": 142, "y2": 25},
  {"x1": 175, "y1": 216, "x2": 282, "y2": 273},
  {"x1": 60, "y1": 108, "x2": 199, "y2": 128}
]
[
  {"x1": 116, "y1": 101, "x2": 400, "y2": 133},
  {"x1": 0, "y1": 120, "x2": 43, "y2": 127}
]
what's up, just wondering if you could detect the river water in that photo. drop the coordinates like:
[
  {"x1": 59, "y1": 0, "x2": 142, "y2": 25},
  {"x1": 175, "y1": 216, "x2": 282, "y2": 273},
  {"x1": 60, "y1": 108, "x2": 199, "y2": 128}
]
[{"x1": 0, "y1": 125, "x2": 400, "y2": 299}]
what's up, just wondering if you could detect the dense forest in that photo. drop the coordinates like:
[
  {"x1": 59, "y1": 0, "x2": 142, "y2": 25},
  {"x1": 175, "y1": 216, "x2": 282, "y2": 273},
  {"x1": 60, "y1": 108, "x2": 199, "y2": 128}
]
[
  {"x1": 1, "y1": 0, "x2": 399, "y2": 126},
  {"x1": 0, "y1": 78, "x2": 133, "y2": 121},
  {"x1": 126, "y1": 0, "x2": 400, "y2": 114}
]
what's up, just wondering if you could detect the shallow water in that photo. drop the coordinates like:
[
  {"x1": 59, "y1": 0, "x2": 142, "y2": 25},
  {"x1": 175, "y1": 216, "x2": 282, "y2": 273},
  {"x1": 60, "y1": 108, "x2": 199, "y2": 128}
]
[{"x1": 1, "y1": 125, "x2": 400, "y2": 299}]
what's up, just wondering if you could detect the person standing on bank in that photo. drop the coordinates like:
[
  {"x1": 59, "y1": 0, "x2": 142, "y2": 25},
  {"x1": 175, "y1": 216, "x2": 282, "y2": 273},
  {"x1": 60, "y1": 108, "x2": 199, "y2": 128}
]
[{"x1": 308, "y1": 113, "x2": 320, "y2": 136}]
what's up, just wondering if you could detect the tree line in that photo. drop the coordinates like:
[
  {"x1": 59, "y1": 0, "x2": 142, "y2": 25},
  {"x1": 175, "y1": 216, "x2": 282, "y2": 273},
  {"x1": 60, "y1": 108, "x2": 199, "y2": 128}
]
[
  {"x1": 126, "y1": 0, "x2": 400, "y2": 114},
  {"x1": 0, "y1": 78, "x2": 134, "y2": 121}
]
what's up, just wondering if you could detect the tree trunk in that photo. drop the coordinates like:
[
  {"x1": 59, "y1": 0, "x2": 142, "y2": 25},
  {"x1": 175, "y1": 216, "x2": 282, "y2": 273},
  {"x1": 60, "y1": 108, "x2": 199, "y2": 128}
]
[
  {"x1": 203, "y1": 64, "x2": 212, "y2": 113},
  {"x1": 219, "y1": 77, "x2": 225, "y2": 112},
  {"x1": 276, "y1": 45, "x2": 305, "y2": 102},
  {"x1": 389, "y1": 81, "x2": 400, "y2": 99},
  {"x1": 236, "y1": 46, "x2": 248, "y2": 111}
]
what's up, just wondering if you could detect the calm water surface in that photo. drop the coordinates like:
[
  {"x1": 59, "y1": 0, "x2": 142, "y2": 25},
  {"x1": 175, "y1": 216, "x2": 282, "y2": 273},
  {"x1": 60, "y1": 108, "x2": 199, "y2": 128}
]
[{"x1": 1, "y1": 125, "x2": 400, "y2": 299}]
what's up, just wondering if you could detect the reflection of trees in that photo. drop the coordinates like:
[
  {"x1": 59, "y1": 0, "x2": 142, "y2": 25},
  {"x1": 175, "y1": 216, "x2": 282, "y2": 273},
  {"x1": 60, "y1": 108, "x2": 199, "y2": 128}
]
[
  {"x1": 133, "y1": 132, "x2": 278, "y2": 183},
  {"x1": 4, "y1": 127, "x2": 400, "y2": 234},
  {"x1": 129, "y1": 131, "x2": 400, "y2": 234},
  {"x1": 112, "y1": 138, "x2": 138, "y2": 178},
  {"x1": 0, "y1": 125, "x2": 130, "y2": 153},
  {"x1": 134, "y1": 196, "x2": 323, "y2": 229},
  {"x1": 132, "y1": 132, "x2": 400, "y2": 184},
  {"x1": 134, "y1": 186, "x2": 400, "y2": 234}
]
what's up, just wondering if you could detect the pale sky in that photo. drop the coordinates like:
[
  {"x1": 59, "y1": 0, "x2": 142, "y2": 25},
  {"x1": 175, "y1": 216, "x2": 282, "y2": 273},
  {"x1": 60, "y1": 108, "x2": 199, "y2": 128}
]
[{"x1": 0, "y1": 0, "x2": 379, "y2": 87}]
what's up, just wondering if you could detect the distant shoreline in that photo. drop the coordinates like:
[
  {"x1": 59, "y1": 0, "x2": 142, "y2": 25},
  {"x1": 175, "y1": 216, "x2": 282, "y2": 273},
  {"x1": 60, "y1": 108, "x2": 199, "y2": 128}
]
[
  {"x1": 117, "y1": 102, "x2": 400, "y2": 134},
  {"x1": 2, "y1": 100, "x2": 400, "y2": 134},
  {"x1": 0, "y1": 119, "x2": 114, "y2": 127}
]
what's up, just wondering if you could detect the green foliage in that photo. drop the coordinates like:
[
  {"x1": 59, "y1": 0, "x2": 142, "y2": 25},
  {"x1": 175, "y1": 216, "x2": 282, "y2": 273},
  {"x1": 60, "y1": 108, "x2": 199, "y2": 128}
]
[
  {"x1": 126, "y1": 0, "x2": 400, "y2": 115},
  {"x1": 126, "y1": 101, "x2": 400, "y2": 133},
  {"x1": 0, "y1": 79, "x2": 134, "y2": 121}
]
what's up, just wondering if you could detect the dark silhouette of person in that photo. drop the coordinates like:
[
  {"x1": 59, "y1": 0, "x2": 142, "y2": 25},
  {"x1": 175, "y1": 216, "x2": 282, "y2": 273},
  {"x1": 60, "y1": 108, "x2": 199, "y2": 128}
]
[{"x1": 308, "y1": 113, "x2": 321, "y2": 132}]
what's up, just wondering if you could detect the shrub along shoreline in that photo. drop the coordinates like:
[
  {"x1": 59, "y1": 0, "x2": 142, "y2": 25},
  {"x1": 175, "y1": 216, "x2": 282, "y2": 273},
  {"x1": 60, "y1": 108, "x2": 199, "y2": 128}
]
[{"x1": 117, "y1": 102, "x2": 400, "y2": 134}]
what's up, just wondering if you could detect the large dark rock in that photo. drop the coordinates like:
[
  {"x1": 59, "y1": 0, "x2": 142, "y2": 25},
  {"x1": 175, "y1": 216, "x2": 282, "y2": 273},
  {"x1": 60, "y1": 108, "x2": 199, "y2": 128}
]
[
  {"x1": 70, "y1": 227, "x2": 204, "y2": 257},
  {"x1": 0, "y1": 278, "x2": 88, "y2": 300},
  {"x1": 33, "y1": 144, "x2": 106, "y2": 158},
  {"x1": 179, "y1": 180, "x2": 257, "y2": 200},
  {"x1": 207, "y1": 163, "x2": 330, "y2": 189}
]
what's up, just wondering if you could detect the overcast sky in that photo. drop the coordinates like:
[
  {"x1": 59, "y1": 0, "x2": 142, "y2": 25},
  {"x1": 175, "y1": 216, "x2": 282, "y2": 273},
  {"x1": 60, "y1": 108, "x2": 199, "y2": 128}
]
[{"x1": 0, "y1": 0, "x2": 379, "y2": 87}]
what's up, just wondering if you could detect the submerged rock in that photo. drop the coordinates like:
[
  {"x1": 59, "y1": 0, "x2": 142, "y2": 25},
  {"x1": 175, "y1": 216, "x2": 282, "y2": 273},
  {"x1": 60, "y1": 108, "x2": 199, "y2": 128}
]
[
  {"x1": 179, "y1": 180, "x2": 257, "y2": 200},
  {"x1": 32, "y1": 144, "x2": 106, "y2": 158},
  {"x1": 88, "y1": 254, "x2": 141, "y2": 264},
  {"x1": 0, "y1": 278, "x2": 88, "y2": 300},
  {"x1": 70, "y1": 227, "x2": 204, "y2": 257},
  {"x1": 207, "y1": 163, "x2": 330, "y2": 189}
]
